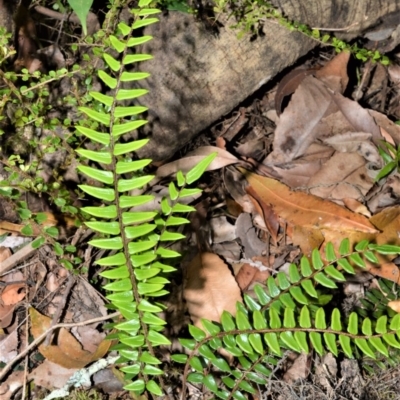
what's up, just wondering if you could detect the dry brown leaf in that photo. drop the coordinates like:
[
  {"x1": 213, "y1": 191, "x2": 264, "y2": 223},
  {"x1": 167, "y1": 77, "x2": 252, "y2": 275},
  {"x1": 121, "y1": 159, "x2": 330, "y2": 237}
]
[
  {"x1": 266, "y1": 76, "x2": 334, "y2": 165},
  {"x1": 307, "y1": 152, "x2": 374, "y2": 201},
  {"x1": 156, "y1": 146, "x2": 238, "y2": 178},
  {"x1": 29, "y1": 307, "x2": 110, "y2": 369},
  {"x1": 243, "y1": 171, "x2": 378, "y2": 234},
  {"x1": 29, "y1": 360, "x2": 77, "y2": 390},
  {"x1": 343, "y1": 198, "x2": 371, "y2": 217},
  {"x1": 388, "y1": 300, "x2": 400, "y2": 313},
  {"x1": 315, "y1": 51, "x2": 350, "y2": 92},
  {"x1": 184, "y1": 252, "x2": 242, "y2": 327}
]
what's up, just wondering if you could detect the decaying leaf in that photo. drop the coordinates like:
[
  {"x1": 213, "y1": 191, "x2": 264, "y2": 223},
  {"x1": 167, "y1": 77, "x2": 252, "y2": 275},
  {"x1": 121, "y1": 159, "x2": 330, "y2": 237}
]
[
  {"x1": 243, "y1": 171, "x2": 378, "y2": 234},
  {"x1": 29, "y1": 307, "x2": 110, "y2": 369},
  {"x1": 184, "y1": 252, "x2": 242, "y2": 327},
  {"x1": 156, "y1": 146, "x2": 238, "y2": 178}
]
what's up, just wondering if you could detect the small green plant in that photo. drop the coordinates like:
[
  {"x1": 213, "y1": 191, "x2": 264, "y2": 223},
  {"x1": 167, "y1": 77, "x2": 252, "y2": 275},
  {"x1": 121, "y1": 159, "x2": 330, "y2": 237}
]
[
  {"x1": 213, "y1": 0, "x2": 390, "y2": 64},
  {"x1": 376, "y1": 141, "x2": 400, "y2": 181}
]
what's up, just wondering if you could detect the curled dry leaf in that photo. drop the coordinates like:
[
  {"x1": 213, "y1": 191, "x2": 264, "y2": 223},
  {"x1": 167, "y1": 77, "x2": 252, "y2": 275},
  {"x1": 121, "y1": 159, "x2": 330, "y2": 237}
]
[
  {"x1": 388, "y1": 300, "x2": 400, "y2": 313},
  {"x1": 184, "y1": 252, "x2": 242, "y2": 327},
  {"x1": 156, "y1": 146, "x2": 238, "y2": 178},
  {"x1": 243, "y1": 171, "x2": 378, "y2": 234},
  {"x1": 29, "y1": 307, "x2": 110, "y2": 369}
]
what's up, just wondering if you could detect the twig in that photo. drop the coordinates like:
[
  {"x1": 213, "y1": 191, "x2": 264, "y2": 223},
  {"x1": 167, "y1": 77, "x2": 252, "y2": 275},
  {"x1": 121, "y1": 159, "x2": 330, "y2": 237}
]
[
  {"x1": 0, "y1": 311, "x2": 120, "y2": 381},
  {"x1": 0, "y1": 242, "x2": 36, "y2": 276}
]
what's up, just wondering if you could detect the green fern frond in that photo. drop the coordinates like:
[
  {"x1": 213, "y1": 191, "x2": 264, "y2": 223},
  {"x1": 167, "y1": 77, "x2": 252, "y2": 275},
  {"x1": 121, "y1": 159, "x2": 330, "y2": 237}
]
[
  {"x1": 75, "y1": 0, "x2": 216, "y2": 396},
  {"x1": 176, "y1": 240, "x2": 400, "y2": 399}
]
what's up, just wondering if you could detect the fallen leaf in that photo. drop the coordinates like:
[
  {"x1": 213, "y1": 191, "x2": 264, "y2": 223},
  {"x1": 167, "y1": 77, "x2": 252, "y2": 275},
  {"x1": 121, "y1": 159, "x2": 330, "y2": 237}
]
[
  {"x1": 388, "y1": 300, "x2": 400, "y2": 313},
  {"x1": 184, "y1": 252, "x2": 242, "y2": 327},
  {"x1": 29, "y1": 360, "x2": 77, "y2": 390},
  {"x1": 243, "y1": 171, "x2": 378, "y2": 233},
  {"x1": 156, "y1": 146, "x2": 238, "y2": 178},
  {"x1": 29, "y1": 307, "x2": 110, "y2": 369}
]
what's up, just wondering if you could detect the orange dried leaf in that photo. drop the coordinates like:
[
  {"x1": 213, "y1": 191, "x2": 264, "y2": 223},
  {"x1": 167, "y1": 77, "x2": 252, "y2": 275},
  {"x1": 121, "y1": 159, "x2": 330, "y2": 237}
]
[{"x1": 243, "y1": 171, "x2": 378, "y2": 234}]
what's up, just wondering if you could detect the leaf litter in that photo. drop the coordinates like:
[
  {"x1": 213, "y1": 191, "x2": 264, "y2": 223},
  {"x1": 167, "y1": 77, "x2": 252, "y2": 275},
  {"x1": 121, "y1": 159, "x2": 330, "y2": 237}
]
[{"x1": 2, "y1": 12, "x2": 400, "y2": 399}]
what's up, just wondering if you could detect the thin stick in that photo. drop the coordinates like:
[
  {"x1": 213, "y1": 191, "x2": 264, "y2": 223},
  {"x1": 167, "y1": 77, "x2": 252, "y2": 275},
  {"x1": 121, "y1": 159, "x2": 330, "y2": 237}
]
[{"x1": 0, "y1": 311, "x2": 120, "y2": 381}]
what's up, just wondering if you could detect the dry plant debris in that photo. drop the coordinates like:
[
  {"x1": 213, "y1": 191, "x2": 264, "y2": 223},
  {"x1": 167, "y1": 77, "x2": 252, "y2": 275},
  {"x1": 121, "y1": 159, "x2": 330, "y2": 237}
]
[{"x1": 2, "y1": 3, "x2": 400, "y2": 399}]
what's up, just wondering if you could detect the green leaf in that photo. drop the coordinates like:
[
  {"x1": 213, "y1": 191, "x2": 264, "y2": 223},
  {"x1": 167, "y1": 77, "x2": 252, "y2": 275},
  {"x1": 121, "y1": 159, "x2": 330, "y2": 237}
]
[
  {"x1": 103, "y1": 53, "x2": 121, "y2": 71},
  {"x1": 139, "y1": 352, "x2": 161, "y2": 364},
  {"x1": 90, "y1": 92, "x2": 113, "y2": 107},
  {"x1": 85, "y1": 220, "x2": 120, "y2": 235},
  {"x1": 294, "y1": 331, "x2": 309, "y2": 353},
  {"x1": 148, "y1": 330, "x2": 171, "y2": 346},
  {"x1": 189, "y1": 356, "x2": 204, "y2": 372},
  {"x1": 339, "y1": 238, "x2": 350, "y2": 255},
  {"x1": 347, "y1": 312, "x2": 358, "y2": 335},
  {"x1": 289, "y1": 263, "x2": 301, "y2": 282},
  {"x1": 369, "y1": 244, "x2": 400, "y2": 255},
  {"x1": 375, "y1": 315, "x2": 387, "y2": 334},
  {"x1": 315, "y1": 308, "x2": 327, "y2": 329},
  {"x1": 128, "y1": 240, "x2": 157, "y2": 254},
  {"x1": 75, "y1": 126, "x2": 109, "y2": 145},
  {"x1": 89, "y1": 237, "x2": 123, "y2": 250},
  {"x1": 116, "y1": 89, "x2": 149, "y2": 101},
  {"x1": 324, "y1": 333, "x2": 338, "y2": 356},
  {"x1": 109, "y1": 35, "x2": 125, "y2": 52},
  {"x1": 189, "y1": 325, "x2": 206, "y2": 341},
  {"x1": 159, "y1": 231, "x2": 185, "y2": 241},
  {"x1": 236, "y1": 310, "x2": 252, "y2": 330},
  {"x1": 212, "y1": 357, "x2": 231, "y2": 372},
  {"x1": 114, "y1": 139, "x2": 149, "y2": 156},
  {"x1": 300, "y1": 257, "x2": 313, "y2": 276},
  {"x1": 99, "y1": 265, "x2": 128, "y2": 279},
  {"x1": 126, "y1": 35, "x2": 153, "y2": 47},
  {"x1": 354, "y1": 338, "x2": 376, "y2": 359},
  {"x1": 112, "y1": 120, "x2": 147, "y2": 137},
  {"x1": 310, "y1": 332, "x2": 323, "y2": 355},
  {"x1": 337, "y1": 258, "x2": 354, "y2": 274},
  {"x1": 67, "y1": 0, "x2": 93, "y2": 35},
  {"x1": 301, "y1": 280, "x2": 318, "y2": 298},
  {"x1": 117, "y1": 175, "x2": 154, "y2": 192},
  {"x1": 81, "y1": 205, "x2": 117, "y2": 219},
  {"x1": 202, "y1": 375, "x2": 218, "y2": 393},
  {"x1": 331, "y1": 308, "x2": 342, "y2": 331},
  {"x1": 382, "y1": 333, "x2": 400, "y2": 349},
  {"x1": 76, "y1": 149, "x2": 111, "y2": 164},
  {"x1": 349, "y1": 253, "x2": 365, "y2": 268},
  {"x1": 299, "y1": 306, "x2": 311, "y2": 328},
  {"x1": 314, "y1": 272, "x2": 337, "y2": 288},
  {"x1": 114, "y1": 105, "x2": 148, "y2": 118},
  {"x1": 98, "y1": 70, "x2": 117, "y2": 89},
  {"x1": 119, "y1": 194, "x2": 154, "y2": 208},
  {"x1": 267, "y1": 276, "x2": 280, "y2": 297},
  {"x1": 283, "y1": 308, "x2": 296, "y2": 328},
  {"x1": 78, "y1": 185, "x2": 115, "y2": 201},
  {"x1": 116, "y1": 159, "x2": 151, "y2": 174},
  {"x1": 120, "y1": 71, "x2": 151, "y2": 81},
  {"x1": 124, "y1": 224, "x2": 156, "y2": 239},
  {"x1": 369, "y1": 337, "x2": 389, "y2": 357},
  {"x1": 187, "y1": 372, "x2": 204, "y2": 384},
  {"x1": 122, "y1": 211, "x2": 157, "y2": 225},
  {"x1": 137, "y1": 282, "x2": 164, "y2": 294},
  {"x1": 132, "y1": 18, "x2": 159, "y2": 30},
  {"x1": 325, "y1": 242, "x2": 336, "y2": 262},
  {"x1": 253, "y1": 310, "x2": 267, "y2": 330},
  {"x1": 171, "y1": 354, "x2": 188, "y2": 363},
  {"x1": 324, "y1": 265, "x2": 345, "y2": 281},
  {"x1": 249, "y1": 333, "x2": 264, "y2": 354},
  {"x1": 78, "y1": 166, "x2": 113, "y2": 184},
  {"x1": 311, "y1": 248, "x2": 324, "y2": 269},
  {"x1": 79, "y1": 107, "x2": 110, "y2": 125},
  {"x1": 236, "y1": 333, "x2": 253, "y2": 354},
  {"x1": 185, "y1": 153, "x2": 217, "y2": 184},
  {"x1": 221, "y1": 311, "x2": 236, "y2": 331},
  {"x1": 199, "y1": 344, "x2": 216, "y2": 359},
  {"x1": 289, "y1": 286, "x2": 308, "y2": 304},
  {"x1": 281, "y1": 331, "x2": 301, "y2": 352},
  {"x1": 124, "y1": 379, "x2": 145, "y2": 392},
  {"x1": 264, "y1": 333, "x2": 281, "y2": 356},
  {"x1": 276, "y1": 272, "x2": 291, "y2": 289}
]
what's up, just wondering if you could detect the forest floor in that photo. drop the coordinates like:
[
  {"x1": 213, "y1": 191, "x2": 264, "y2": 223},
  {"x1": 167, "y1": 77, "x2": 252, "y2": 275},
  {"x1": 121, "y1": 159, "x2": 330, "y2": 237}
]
[{"x1": 2, "y1": 1, "x2": 400, "y2": 399}]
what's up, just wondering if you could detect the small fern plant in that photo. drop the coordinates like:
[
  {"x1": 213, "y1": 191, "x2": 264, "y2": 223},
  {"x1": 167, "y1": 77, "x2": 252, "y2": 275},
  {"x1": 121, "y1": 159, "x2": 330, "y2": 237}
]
[
  {"x1": 75, "y1": 0, "x2": 216, "y2": 396},
  {"x1": 174, "y1": 240, "x2": 400, "y2": 400}
]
